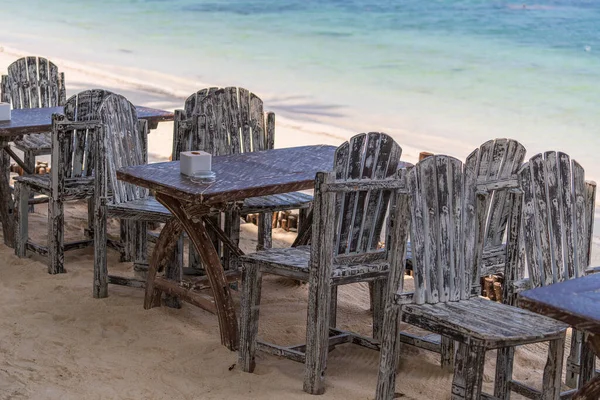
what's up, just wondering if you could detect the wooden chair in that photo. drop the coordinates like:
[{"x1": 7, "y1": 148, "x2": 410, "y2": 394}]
[
  {"x1": 92, "y1": 93, "x2": 180, "y2": 298},
  {"x1": 13, "y1": 89, "x2": 113, "y2": 274},
  {"x1": 375, "y1": 155, "x2": 567, "y2": 400},
  {"x1": 496, "y1": 151, "x2": 597, "y2": 397},
  {"x1": 1, "y1": 57, "x2": 66, "y2": 173},
  {"x1": 173, "y1": 87, "x2": 313, "y2": 266},
  {"x1": 238, "y1": 132, "x2": 404, "y2": 394},
  {"x1": 466, "y1": 138, "x2": 527, "y2": 285}
]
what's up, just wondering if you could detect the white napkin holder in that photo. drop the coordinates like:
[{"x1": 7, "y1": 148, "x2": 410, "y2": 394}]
[
  {"x1": 0, "y1": 102, "x2": 10, "y2": 121},
  {"x1": 180, "y1": 150, "x2": 212, "y2": 176}
]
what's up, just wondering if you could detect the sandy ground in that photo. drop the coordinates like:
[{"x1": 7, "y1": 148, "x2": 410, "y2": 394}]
[
  {"x1": 0, "y1": 201, "x2": 562, "y2": 400},
  {"x1": 0, "y1": 46, "x2": 595, "y2": 400}
]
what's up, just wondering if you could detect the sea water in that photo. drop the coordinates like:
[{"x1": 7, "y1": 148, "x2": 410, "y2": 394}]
[{"x1": 1, "y1": 1, "x2": 599, "y2": 179}]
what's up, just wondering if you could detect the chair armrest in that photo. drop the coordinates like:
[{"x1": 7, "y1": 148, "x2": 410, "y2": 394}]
[
  {"x1": 585, "y1": 266, "x2": 600, "y2": 275},
  {"x1": 395, "y1": 292, "x2": 414, "y2": 305},
  {"x1": 509, "y1": 278, "x2": 531, "y2": 294}
]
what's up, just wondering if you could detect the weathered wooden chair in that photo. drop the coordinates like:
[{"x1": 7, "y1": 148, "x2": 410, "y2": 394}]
[
  {"x1": 13, "y1": 89, "x2": 113, "y2": 274},
  {"x1": 375, "y1": 155, "x2": 568, "y2": 400},
  {"x1": 173, "y1": 87, "x2": 313, "y2": 267},
  {"x1": 238, "y1": 132, "x2": 404, "y2": 395},
  {"x1": 92, "y1": 93, "x2": 179, "y2": 298},
  {"x1": 495, "y1": 151, "x2": 597, "y2": 398},
  {"x1": 1, "y1": 57, "x2": 66, "y2": 174}
]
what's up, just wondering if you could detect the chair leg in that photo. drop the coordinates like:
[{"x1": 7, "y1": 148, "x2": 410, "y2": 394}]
[
  {"x1": 494, "y1": 346, "x2": 515, "y2": 400},
  {"x1": 47, "y1": 193, "x2": 65, "y2": 274},
  {"x1": 120, "y1": 220, "x2": 133, "y2": 262},
  {"x1": 223, "y1": 209, "x2": 241, "y2": 271},
  {"x1": 330, "y1": 285, "x2": 338, "y2": 328},
  {"x1": 579, "y1": 333, "x2": 595, "y2": 390},
  {"x1": 133, "y1": 221, "x2": 148, "y2": 277},
  {"x1": 304, "y1": 276, "x2": 334, "y2": 394},
  {"x1": 239, "y1": 262, "x2": 262, "y2": 373},
  {"x1": 371, "y1": 279, "x2": 387, "y2": 341},
  {"x1": 85, "y1": 197, "x2": 95, "y2": 239},
  {"x1": 14, "y1": 182, "x2": 29, "y2": 258},
  {"x1": 257, "y1": 212, "x2": 272, "y2": 251},
  {"x1": 542, "y1": 335, "x2": 565, "y2": 400},
  {"x1": 441, "y1": 337, "x2": 455, "y2": 372},
  {"x1": 23, "y1": 151, "x2": 35, "y2": 213},
  {"x1": 451, "y1": 343, "x2": 485, "y2": 400},
  {"x1": 375, "y1": 305, "x2": 402, "y2": 400},
  {"x1": 93, "y1": 196, "x2": 108, "y2": 298},
  {"x1": 298, "y1": 207, "x2": 309, "y2": 233},
  {"x1": 163, "y1": 235, "x2": 183, "y2": 309},
  {"x1": 566, "y1": 329, "x2": 583, "y2": 388}
]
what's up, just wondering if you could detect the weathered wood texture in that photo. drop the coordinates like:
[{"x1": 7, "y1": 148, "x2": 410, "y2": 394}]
[
  {"x1": 238, "y1": 133, "x2": 404, "y2": 395},
  {"x1": 117, "y1": 145, "x2": 337, "y2": 205},
  {"x1": 465, "y1": 138, "x2": 526, "y2": 278},
  {"x1": 375, "y1": 155, "x2": 567, "y2": 400},
  {"x1": 173, "y1": 86, "x2": 312, "y2": 255},
  {"x1": 0, "y1": 105, "x2": 174, "y2": 138},
  {"x1": 519, "y1": 275, "x2": 600, "y2": 399},
  {"x1": 13, "y1": 90, "x2": 114, "y2": 273},
  {"x1": 517, "y1": 151, "x2": 597, "y2": 390}
]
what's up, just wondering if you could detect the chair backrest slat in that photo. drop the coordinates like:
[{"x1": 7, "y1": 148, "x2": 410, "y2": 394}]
[
  {"x1": 174, "y1": 87, "x2": 273, "y2": 159},
  {"x1": 2, "y1": 57, "x2": 66, "y2": 109},
  {"x1": 408, "y1": 155, "x2": 479, "y2": 304},
  {"x1": 519, "y1": 152, "x2": 596, "y2": 287},
  {"x1": 98, "y1": 94, "x2": 148, "y2": 205}
]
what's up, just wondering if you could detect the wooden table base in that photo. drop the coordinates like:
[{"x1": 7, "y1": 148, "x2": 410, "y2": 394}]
[{"x1": 144, "y1": 192, "x2": 238, "y2": 351}]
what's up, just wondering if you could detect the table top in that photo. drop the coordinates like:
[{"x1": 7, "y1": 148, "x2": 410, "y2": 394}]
[
  {"x1": 0, "y1": 106, "x2": 174, "y2": 138},
  {"x1": 519, "y1": 274, "x2": 600, "y2": 335},
  {"x1": 118, "y1": 145, "x2": 338, "y2": 205}
]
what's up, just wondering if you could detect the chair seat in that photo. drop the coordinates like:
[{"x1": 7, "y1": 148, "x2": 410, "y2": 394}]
[
  {"x1": 241, "y1": 192, "x2": 313, "y2": 214},
  {"x1": 12, "y1": 132, "x2": 52, "y2": 155},
  {"x1": 14, "y1": 174, "x2": 93, "y2": 198},
  {"x1": 240, "y1": 245, "x2": 389, "y2": 280},
  {"x1": 108, "y1": 197, "x2": 172, "y2": 222},
  {"x1": 400, "y1": 296, "x2": 567, "y2": 348}
]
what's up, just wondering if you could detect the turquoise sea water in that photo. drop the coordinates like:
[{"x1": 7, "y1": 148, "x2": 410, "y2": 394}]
[{"x1": 1, "y1": 0, "x2": 599, "y2": 179}]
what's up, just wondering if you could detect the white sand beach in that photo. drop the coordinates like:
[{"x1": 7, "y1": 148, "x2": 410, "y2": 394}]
[{"x1": 0, "y1": 44, "x2": 597, "y2": 400}]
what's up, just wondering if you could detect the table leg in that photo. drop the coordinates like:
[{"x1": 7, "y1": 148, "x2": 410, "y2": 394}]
[
  {"x1": 0, "y1": 143, "x2": 15, "y2": 247},
  {"x1": 573, "y1": 334, "x2": 600, "y2": 400},
  {"x1": 145, "y1": 193, "x2": 238, "y2": 351}
]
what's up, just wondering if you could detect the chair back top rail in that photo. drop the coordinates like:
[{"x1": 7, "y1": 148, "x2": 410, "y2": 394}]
[
  {"x1": 519, "y1": 151, "x2": 596, "y2": 287},
  {"x1": 173, "y1": 87, "x2": 274, "y2": 158},
  {"x1": 465, "y1": 138, "x2": 526, "y2": 249},
  {"x1": 1, "y1": 57, "x2": 66, "y2": 109}
]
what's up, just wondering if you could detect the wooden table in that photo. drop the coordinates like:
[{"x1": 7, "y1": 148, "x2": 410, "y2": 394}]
[
  {"x1": 117, "y1": 145, "x2": 338, "y2": 350},
  {"x1": 519, "y1": 274, "x2": 600, "y2": 399},
  {"x1": 0, "y1": 105, "x2": 174, "y2": 247}
]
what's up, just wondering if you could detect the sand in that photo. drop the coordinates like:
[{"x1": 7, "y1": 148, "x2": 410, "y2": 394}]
[{"x1": 0, "y1": 45, "x2": 595, "y2": 400}]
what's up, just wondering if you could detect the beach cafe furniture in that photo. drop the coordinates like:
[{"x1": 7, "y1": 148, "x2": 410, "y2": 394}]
[
  {"x1": 117, "y1": 144, "x2": 337, "y2": 351},
  {"x1": 10, "y1": 90, "x2": 174, "y2": 273},
  {"x1": 1, "y1": 57, "x2": 66, "y2": 172},
  {"x1": 499, "y1": 152, "x2": 597, "y2": 397},
  {"x1": 375, "y1": 155, "x2": 568, "y2": 400},
  {"x1": 238, "y1": 132, "x2": 405, "y2": 394},
  {"x1": 173, "y1": 87, "x2": 313, "y2": 267},
  {"x1": 519, "y1": 273, "x2": 600, "y2": 400}
]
